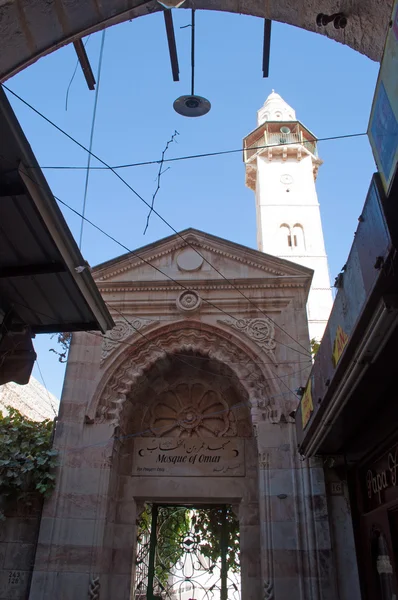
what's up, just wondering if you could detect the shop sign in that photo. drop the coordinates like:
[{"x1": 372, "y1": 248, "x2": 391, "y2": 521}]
[
  {"x1": 368, "y1": 0, "x2": 398, "y2": 194},
  {"x1": 364, "y1": 445, "x2": 398, "y2": 508},
  {"x1": 332, "y1": 325, "x2": 349, "y2": 368},
  {"x1": 301, "y1": 378, "x2": 313, "y2": 430}
]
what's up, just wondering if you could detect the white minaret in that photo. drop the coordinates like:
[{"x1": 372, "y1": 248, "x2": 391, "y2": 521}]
[{"x1": 243, "y1": 91, "x2": 333, "y2": 342}]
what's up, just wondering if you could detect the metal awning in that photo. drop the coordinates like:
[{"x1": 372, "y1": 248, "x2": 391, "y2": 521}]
[{"x1": 0, "y1": 86, "x2": 114, "y2": 335}]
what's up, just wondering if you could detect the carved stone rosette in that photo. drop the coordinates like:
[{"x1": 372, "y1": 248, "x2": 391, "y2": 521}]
[{"x1": 218, "y1": 318, "x2": 276, "y2": 362}]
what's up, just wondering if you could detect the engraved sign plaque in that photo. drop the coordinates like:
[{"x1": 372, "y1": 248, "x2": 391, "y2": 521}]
[{"x1": 132, "y1": 438, "x2": 245, "y2": 477}]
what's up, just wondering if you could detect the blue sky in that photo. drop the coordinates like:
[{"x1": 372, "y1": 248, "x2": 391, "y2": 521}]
[{"x1": 6, "y1": 10, "x2": 379, "y2": 399}]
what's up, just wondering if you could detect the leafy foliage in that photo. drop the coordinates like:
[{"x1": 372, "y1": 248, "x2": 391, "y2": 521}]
[
  {"x1": 310, "y1": 338, "x2": 320, "y2": 358},
  {"x1": 0, "y1": 408, "x2": 58, "y2": 518},
  {"x1": 138, "y1": 505, "x2": 190, "y2": 587},
  {"x1": 193, "y1": 507, "x2": 240, "y2": 573},
  {"x1": 137, "y1": 505, "x2": 241, "y2": 590}
]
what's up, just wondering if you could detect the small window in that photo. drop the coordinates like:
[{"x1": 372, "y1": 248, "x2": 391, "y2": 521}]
[
  {"x1": 280, "y1": 224, "x2": 292, "y2": 250},
  {"x1": 292, "y1": 224, "x2": 305, "y2": 250}
]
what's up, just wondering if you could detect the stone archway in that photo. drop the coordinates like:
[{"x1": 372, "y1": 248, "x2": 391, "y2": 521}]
[
  {"x1": 0, "y1": 0, "x2": 391, "y2": 81},
  {"x1": 88, "y1": 320, "x2": 288, "y2": 429},
  {"x1": 100, "y1": 345, "x2": 262, "y2": 600}
]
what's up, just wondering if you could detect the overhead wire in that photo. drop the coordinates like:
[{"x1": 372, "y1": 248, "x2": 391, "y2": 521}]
[
  {"x1": 106, "y1": 302, "x2": 308, "y2": 388},
  {"x1": 23, "y1": 131, "x2": 367, "y2": 171},
  {"x1": 0, "y1": 145, "x2": 311, "y2": 361},
  {"x1": 79, "y1": 30, "x2": 106, "y2": 249},
  {"x1": 7, "y1": 297, "x2": 311, "y2": 384},
  {"x1": 1, "y1": 83, "x2": 312, "y2": 358},
  {"x1": 65, "y1": 35, "x2": 92, "y2": 111},
  {"x1": 35, "y1": 359, "x2": 58, "y2": 417}
]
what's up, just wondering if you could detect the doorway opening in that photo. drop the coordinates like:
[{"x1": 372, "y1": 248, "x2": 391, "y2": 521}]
[{"x1": 134, "y1": 504, "x2": 241, "y2": 600}]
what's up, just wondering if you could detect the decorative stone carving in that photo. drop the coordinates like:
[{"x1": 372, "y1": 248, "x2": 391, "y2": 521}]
[
  {"x1": 148, "y1": 382, "x2": 237, "y2": 438},
  {"x1": 101, "y1": 318, "x2": 156, "y2": 363},
  {"x1": 88, "y1": 576, "x2": 100, "y2": 599},
  {"x1": 218, "y1": 317, "x2": 276, "y2": 362},
  {"x1": 264, "y1": 580, "x2": 274, "y2": 600},
  {"x1": 176, "y1": 290, "x2": 201, "y2": 313},
  {"x1": 92, "y1": 323, "x2": 280, "y2": 425},
  {"x1": 259, "y1": 452, "x2": 269, "y2": 470}
]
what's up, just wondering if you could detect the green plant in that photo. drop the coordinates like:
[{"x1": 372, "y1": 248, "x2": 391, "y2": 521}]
[
  {"x1": 0, "y1": 407, "x2": 58, "y2": 518},
  {"x1": 310, "y1": 338, "x2": 320, "y2": 358},
  {"x1": 193, "y1": 507, "x2": 240, "y2": 572}
]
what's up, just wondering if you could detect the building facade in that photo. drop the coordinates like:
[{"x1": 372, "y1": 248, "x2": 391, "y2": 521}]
[
  {"x1": 26, "y1": 229, "x2": 340, "y2": 600},
  {"x1": 0, "y1": 376, "x2": 59, "y2": 421},
  {"x1": 243, "y1": 91, "x2": 333, "y2": 342}
]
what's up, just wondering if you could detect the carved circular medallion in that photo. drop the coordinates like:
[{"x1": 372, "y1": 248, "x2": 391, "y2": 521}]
[
  {"x1": 149, "y1": 382, "x2": 232, "y2": 437},
  {"x1": 176, "y1": 290, "x2": 201, "y2": 313},
  {"x1": 280, "y1": 173, "x2": 293, "y2": 185},
  {"x1": 177, "y1": 248, "x2": 204, "y2": 272}
]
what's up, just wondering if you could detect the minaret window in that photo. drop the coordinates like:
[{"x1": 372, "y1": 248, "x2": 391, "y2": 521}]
[
  {"x1": 280, "y1": 224, "x2": 292, "y2": 249},
  {"x1": 293, "y1": 224, "x2": 305, "y2": 250}
]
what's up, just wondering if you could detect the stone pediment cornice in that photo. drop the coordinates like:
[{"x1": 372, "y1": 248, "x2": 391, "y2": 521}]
[
  {"x1": 94, "y1": 232, "x2": 310, "y2": 283},
  {"x1": 97, "y1": 280, "x2": 307, "y2": 293}
]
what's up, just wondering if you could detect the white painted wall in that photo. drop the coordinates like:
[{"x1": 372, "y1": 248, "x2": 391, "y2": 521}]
[
  {"x1": 246, "y1": 92, "x2": 334, "y2": 342},
  {"x1": 255, "y1": 153, "x2": 333, "y2": 341}
]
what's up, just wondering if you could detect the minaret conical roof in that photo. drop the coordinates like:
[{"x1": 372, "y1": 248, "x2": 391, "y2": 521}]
[{"x1": 257, "y1": 90, "x2": 296, "y2": 126}]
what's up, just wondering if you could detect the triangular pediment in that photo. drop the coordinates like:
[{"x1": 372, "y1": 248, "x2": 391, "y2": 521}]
[{"x1": 93, "y1": 228, "x2": 312, "y2": 288}]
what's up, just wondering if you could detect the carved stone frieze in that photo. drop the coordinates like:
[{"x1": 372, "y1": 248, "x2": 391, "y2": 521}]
[
  {"x1": 101, "y1": 318, "x2": 156, "y2": 364},
  {"x1": 218, "y1": 317, "x2": 276, "y2": 362}
]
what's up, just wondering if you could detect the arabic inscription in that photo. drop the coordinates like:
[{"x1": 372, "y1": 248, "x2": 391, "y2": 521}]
[{"x1": 133, "y1": 437, "x2": 245, "y2": 477}]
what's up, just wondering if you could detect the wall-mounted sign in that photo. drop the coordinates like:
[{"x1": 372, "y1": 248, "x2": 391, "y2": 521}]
[
  {"x1": 368, "y1": 0, "x2": 398, "y2": 195},
  {"x1": 332, "y1": 325, "x2": 349, "y2": 368},
  {"x1": 362, "y1": 443, "x2": 398, "y2": 510},
  {"x1": 301, "y1": 378, "x2": 313, "y2": 430},
  {"x1": 132, "y1": 437, "x2": 245, "y2": 477}
]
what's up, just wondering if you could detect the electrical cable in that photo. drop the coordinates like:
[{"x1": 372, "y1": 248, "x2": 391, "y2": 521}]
[
  {"x1": 106, "y1": 302, "x2": 308, "y2": 387},
  {"x1": 7, "y1": 296, "x2": 311, "y2": 384},
  {"x1": 65, "y1": 35, "x2": 92, "y2": 111},
  {"x1": 1, "y1": 83, "x2": 312, "y2": 357},
  {"x1": 0, "y1": 147, "x2": 310, "y2": 361},
  {"x1": 191, "y1": 9, "x2": 195, "y2": 96},
  {"x1": 24, "y1": 131, "x2": 367, "y2": 171},
  {"x1": 35, "y1": 359, "x2": 58, "y2": 417},
  {"x1": 79, "y1": 30, "x2": 106, "y2": 250}
]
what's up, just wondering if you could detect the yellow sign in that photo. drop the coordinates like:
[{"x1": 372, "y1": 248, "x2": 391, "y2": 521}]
[
  {"x1": 301, "y1": 378, "x2": 313, "y2": 430},
  {"x1": 368, "y1": 0, "x2": 398, "y2": 194},
  {"x1": 332, "y1": 325, "x2": 349, "y2": 368}
]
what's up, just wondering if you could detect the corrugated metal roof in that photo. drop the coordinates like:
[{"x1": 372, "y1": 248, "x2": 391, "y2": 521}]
[{"x1": 0, "y1": 87, "x2": 114, "y2": 334}]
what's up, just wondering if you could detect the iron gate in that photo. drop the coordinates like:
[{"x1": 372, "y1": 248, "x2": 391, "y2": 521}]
[{"x1": 134, "y1": 505, "x2": 240, "y2": 600}]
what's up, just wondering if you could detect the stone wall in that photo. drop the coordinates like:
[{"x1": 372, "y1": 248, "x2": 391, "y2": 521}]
[{"x1": 0, "y1": 496, "x2": 43, "y2": 600}]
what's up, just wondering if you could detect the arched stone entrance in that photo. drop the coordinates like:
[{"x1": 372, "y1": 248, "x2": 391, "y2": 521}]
[
  {"x1": 0, "y1": 0, "x2": 391, "y2": 81},
  {"x1": 100, "y1": 347, "x2": 263, "y2": 599},
  {"x1": 28, "y1": 230, "x2": 342, "y2": 599}
]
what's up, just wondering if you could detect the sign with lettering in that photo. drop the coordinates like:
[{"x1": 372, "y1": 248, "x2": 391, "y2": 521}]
[
  {"x1": 368, "y1": 0, "x2": 398, "y2": 195},
  {"x1": 301, "y1": 378, "x2": 313, "y2": 430},
  {"x1": 132, "y1": 438, "x2": 245, "y2": 477},
  {"x1": 332, "y1": 325, "x2": 349, "y2": 368},
  {"x1": 362, "y1": 444, "x2": 398, "y2": 510}
]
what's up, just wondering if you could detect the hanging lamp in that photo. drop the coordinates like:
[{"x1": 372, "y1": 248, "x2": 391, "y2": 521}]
[{"x1": 173, "y1": 9, "x2": 211, "y2": 117}]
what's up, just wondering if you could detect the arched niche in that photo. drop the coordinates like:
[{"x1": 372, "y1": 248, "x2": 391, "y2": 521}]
[{"x1": 88, "y1": 320, "x2": 287, "y2": 429}]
